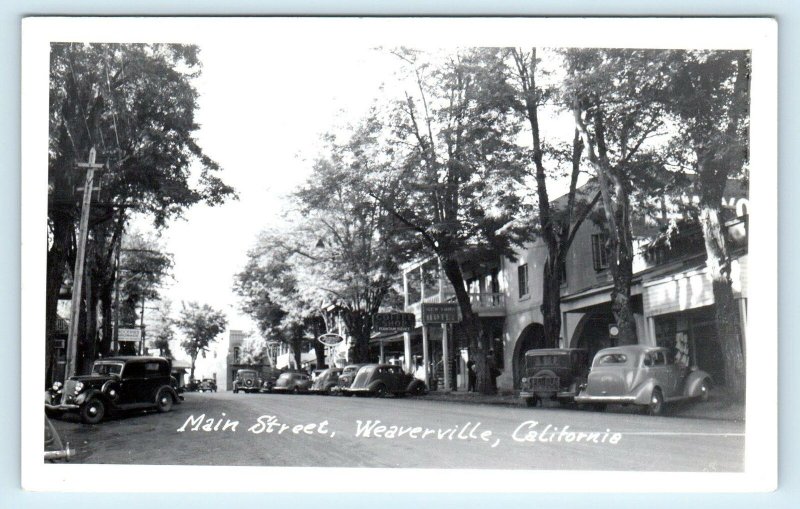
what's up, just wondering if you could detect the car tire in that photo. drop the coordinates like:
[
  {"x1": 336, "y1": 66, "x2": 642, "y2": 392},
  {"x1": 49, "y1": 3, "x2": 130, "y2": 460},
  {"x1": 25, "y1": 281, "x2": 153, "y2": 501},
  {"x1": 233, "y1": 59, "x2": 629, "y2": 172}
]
[
  {"x1": 374, "y1": 384, "x2": 388, "y2": 398},
  {"x1": 647, "y1": 388, "x2": 664, "y2": 416},
  {"x1": 524, "y1": 397, "x2": 536, "y2": 407},
  {"x1": 156, "y1": 389, "x2": 174, "y2": 413},
  {"x1": 80, "y1": 398, "x2": 105, "y2": 425},
  {"x1": 408, "y1": 382, "x2": 426, "y2": 397},
  {"x1": 698, "y1": 379, "x2": 710, "y2": 402},
  {"x1": 293, "y1": 386, "x2": 300, "y2": 394},
  {"x1": 593, "y1": 403, "x2": 607, "y2": 412}
]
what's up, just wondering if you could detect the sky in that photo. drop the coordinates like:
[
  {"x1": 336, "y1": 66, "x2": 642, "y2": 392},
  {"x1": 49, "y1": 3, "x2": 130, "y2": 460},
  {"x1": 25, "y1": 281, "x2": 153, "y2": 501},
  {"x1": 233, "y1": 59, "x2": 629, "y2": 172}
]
[{"x1": 145, "y1": 43, "x2": 403, "y2": 369}]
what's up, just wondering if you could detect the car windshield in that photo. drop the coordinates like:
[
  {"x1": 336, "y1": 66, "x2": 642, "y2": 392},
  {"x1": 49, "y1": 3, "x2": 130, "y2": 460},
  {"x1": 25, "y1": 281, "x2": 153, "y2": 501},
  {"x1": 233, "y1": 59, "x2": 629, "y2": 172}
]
[
  {"x1": 278, "y1": 373, "x2": 292, "y2": 380},
  {"x1": 526, "y1": 354, "x2": 566, "y2": 369},
  {"x1": 594, "y1": 353, "x2": 629, "y2": 366},
  {"x1": 92, "y1": 362, "x2": 123, "y2": 376},
  {"x1": 360, "y1": 366, "x2": 375, "y2": 375}
]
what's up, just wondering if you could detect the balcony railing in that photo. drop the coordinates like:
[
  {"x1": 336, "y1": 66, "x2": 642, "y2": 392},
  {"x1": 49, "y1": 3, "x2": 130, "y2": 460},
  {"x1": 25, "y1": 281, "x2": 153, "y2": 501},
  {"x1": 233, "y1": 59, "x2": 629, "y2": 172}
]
[{"x1": 406, "y1": 291, "x2": 506, "y2": 318}]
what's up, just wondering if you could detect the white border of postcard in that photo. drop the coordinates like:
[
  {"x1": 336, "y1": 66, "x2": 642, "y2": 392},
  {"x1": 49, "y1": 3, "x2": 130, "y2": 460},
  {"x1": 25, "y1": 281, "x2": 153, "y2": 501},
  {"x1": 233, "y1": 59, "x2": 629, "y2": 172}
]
[{"x1": 20, "y1": 17, "x2": 777, "y2": 492}]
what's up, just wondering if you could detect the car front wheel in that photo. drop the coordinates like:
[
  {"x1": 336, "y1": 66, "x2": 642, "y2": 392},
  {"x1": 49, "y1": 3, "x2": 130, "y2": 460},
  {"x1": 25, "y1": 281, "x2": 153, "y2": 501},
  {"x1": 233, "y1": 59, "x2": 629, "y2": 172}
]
[
  {"x1": 647, "y1": 388, "x2": 664, "y2": 416},
  {"x1": 80, "y1": 398, "x2": 105, "y2": 424},
  {"x1": 156, "y1": 389, "x2": 174, "y2": 413},
  {"x1": 374, "y1": 384, "x2": 388, "y2": 398},
  {"x1": 698, "y1": 379, "x2": 710, "y2": 402}
]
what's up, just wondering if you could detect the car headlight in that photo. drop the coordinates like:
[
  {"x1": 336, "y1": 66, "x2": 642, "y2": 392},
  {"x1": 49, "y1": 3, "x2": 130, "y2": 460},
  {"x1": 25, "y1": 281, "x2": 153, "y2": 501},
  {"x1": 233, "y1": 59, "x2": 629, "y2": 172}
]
[
  {"x1": 74, "y1": 381, "x2": 84, "y2": 394},
  {"x1": 521, "y1": 377, "x2": 528, "y2": 384},
  {"x1": 51, "y1": 381, "x2": 62, "y2": 391}
]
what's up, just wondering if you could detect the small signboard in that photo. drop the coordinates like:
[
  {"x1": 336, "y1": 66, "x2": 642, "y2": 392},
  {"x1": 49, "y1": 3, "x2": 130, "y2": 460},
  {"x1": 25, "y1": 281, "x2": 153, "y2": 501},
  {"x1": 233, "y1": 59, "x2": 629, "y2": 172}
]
[
  {"x1": 318, "y1": 333, "x2": 345, "y2": 346},
  {"x1": 117, "y1": 327, "x2": 142, "y2": 342},
  {"x1": 421, "y1": 303, "x2": 462, "y2": 324},
  {"x1": 373, "y1": 312, "x2": 416, "y2": 332}
]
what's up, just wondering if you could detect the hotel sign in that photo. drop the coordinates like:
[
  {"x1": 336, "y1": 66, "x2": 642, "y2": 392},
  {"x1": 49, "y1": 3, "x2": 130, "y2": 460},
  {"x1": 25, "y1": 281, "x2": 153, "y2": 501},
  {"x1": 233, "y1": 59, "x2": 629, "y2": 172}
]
[
  {"x1": 421, "y1": 303, "x2": 461, "y2": 324},
  {"x1": 117, "y1": 328, "x2": 142, "y2": 342},
  {"x1": 373, "y1": 312, "x2": 416, "y2": 333}
]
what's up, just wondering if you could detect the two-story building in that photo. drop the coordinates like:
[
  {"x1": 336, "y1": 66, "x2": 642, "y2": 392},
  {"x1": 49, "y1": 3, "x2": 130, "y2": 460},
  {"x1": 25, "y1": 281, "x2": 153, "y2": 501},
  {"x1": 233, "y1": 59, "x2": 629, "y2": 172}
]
[{"x1": 399, "y1": 181, "x2": 749, "y2": 394}]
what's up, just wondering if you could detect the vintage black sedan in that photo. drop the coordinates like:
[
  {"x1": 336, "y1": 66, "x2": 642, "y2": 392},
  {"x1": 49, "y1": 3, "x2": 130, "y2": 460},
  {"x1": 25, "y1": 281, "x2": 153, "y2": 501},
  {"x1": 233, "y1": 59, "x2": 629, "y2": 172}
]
[
  {"x1": 272, "y1": 372, "x2": 312, "y2": 393},
  {"x1": 575, "y1": 345, "x2": 712, "y2": 415},
  {"x1": 344, "y1": 364, "x2": 427, "y2": 398},
  {"x1": 309, "y1": 367, "x2": 343, "y2": 395},
  {"x1": 233, "y1": 369, "x2": 263, "y2": 393},
  {"x1": 336, "y1": 363, "x2": 367, "y2": 395},
  {"x1": 45, "y1": 356, "x2": 181, "y2": 424},
  {"x1": 519, "y1": 348, "x2": 589, "y2": 407}
]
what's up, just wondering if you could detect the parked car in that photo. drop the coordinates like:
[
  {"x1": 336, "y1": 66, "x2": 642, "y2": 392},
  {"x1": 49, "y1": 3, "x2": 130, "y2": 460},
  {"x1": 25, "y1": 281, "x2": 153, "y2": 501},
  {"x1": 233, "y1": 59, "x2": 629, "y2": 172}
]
[
  {"x1": 336, "y1": 363, "x2": 366, "y2": 395},
  {"x1": 272, "y1": 372, "x2": 312, "y2": 393},
  {"x1": 311, "y1": 369, "x2": 326, "y2": 382},
  {"x1": 575, "y1": 345, "x2": 711, "y2": 415},
  {"x1": 185, "y1": 379, "x2": 200, "y2": 392},
  {"x1": 519, "y1": 348, "x2": 589, "y2": 407},
  {"x1": 259, "y1": 367, "x2": 283, "y2": 393},
  {"x1": 44, "y1": 417, "x2": 73, "y2": 462},
  {"x1": 233, "y1": 369, "x2": 263, "y2": 393},
  {"x1": 199, "y1": 379, "x2": 217, "y2": 392},
  {"x1": 345, "y1": 364, "x2": 427, "y2": 398},
  {"x1": 45, "y1": 356, "x2": 182, "y2": 424},
  {"x1": 309, "y1": 368, "x2": 343, "y2": 395}
]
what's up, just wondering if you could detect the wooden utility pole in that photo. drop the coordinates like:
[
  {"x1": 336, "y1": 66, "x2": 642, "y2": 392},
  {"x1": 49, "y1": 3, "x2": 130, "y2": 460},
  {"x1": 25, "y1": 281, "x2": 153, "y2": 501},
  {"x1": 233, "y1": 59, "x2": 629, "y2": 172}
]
[{"x1": 64, "y1": 148, "x2": 103, "y2": 379}]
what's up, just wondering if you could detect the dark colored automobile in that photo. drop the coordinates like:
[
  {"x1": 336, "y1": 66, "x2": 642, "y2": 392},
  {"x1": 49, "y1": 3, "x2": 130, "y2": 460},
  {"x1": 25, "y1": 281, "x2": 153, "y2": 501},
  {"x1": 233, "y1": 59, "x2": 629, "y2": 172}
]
[
  {"x1": 336, "y1": 363, "x2": 366, "y2": 395},
  {"x1": 44, "y1": 417, "x2": 72, "y2": 462},
  {"x1": 575, "y1": 345, "x2": 712, "y2": 415},
  {"x1": 199, "y1": 379, "x2": 217, "y2": 392},
  {"x1": 45, "y1": 357, "x2": 182, "y2": 424},
  {"x1": 345, "y1": 364, "x2": 427, "y2": 398},
  {"x1": 259, "y1": 367, "x2": 283, "y2": 393},
  {"x1": 272, "y1": 372, "x2": 312, "y2": 393},
  {"x1": 233, "y1": 369, "x2": 263, "y2": 393},
  {"x1": 309, "y1": 368, "x2": 343, "y2": 395},
  {"x1": 519, "y1": 348, "x2": 590, "y2": 407}
]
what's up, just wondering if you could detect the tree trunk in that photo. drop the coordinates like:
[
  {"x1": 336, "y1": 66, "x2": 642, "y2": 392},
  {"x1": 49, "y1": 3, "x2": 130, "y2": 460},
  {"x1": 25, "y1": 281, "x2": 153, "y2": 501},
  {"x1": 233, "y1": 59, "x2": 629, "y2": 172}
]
[
  {"x1": 190, "y1": 354, "x2": 197, "y2": 381},
  {"x1": 45, "y1": 214, "x2": 74, "y2": 385},
  {"x1": 700, "y1": 204, "x2": 745, "y2": 399},
  {"x1": 442, "y1": 257, "x2": 493, "y2": 394},
  {"x1": 541, "y1": 257, "x2": 563, "y2": 348}
]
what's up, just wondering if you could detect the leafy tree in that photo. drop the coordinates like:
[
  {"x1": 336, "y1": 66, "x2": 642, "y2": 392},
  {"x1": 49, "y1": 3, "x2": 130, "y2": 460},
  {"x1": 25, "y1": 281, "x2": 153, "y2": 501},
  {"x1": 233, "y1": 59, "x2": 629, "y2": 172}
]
[
  {"x1": 664, "y1": 50, "x2": 750, "y2": 398},
  {"x1": 374, "y1": 48, "x2": 527, "y2": 393},
  {"x1": 233, "y1": 234, "x2": 321, "y2": 369},
  {"x1": 563, "y1": 49, "x2": 673, "y2": 345},
  {"x1": 149, "y1": 299, "x2": 176, "y2": 358},
  {"x1": 46, "y1": 43, "x2": 235, "y2": 381},
  {"x1": 506, "y1": 48, "x2": 600, "y2": 347},
  {"x1": 175, "y1": 302, "x2": 228, "y2": 381}
]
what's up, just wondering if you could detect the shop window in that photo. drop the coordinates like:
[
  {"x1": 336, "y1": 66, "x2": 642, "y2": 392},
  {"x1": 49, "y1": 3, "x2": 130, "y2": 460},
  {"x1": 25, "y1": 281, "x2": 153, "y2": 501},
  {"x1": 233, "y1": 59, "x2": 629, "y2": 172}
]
[
  {"x1": 591, "y1": 233, "x2": 610, "y2": 271},
  {"x1": 518, "y1": 264, "x2": 529, "y2": 298},
  {"x1": 233, "y1": 347, "x2": 241, "y2": 364}
]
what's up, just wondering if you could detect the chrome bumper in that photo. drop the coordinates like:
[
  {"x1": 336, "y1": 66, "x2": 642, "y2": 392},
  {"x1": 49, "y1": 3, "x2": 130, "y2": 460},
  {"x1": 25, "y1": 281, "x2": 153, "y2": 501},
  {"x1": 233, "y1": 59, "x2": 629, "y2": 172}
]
[{"x1": 45, "y1": 403, "x2": 79, "y2": 411}]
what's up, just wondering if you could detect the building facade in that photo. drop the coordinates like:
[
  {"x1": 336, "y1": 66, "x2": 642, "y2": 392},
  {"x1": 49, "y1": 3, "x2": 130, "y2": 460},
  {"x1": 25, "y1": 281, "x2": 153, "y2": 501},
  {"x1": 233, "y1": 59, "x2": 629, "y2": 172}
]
[{"x1": 398, "y1": 183, "x2": 749, "y2": 394}]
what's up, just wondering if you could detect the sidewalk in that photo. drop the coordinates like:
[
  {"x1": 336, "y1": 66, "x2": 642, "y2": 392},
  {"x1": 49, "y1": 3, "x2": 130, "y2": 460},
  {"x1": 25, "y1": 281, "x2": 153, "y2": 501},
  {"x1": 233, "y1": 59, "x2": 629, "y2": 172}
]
[{"x1": 419, "y1": 387, "x2": 744, "y2": 422}]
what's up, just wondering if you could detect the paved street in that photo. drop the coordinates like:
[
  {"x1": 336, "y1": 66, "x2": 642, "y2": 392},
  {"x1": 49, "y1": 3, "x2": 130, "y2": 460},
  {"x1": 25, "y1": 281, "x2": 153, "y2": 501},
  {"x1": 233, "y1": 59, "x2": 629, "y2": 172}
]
[{"x1": 50, "y1": 391, "x2": 744, "y2": 471}]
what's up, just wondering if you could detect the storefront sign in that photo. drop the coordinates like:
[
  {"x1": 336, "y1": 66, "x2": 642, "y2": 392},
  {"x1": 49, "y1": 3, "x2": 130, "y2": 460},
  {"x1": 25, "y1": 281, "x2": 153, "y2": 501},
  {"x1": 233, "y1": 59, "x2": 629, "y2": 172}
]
[
  {"x1": 318, "y1": 333, "x2": 345, "y2": 346},
  {"x1": 373, "y1": 312, "x2": 416, "y2": 332},
  {"x1": 117, "y1": 328, "x2": 142, "y2": 342},
  {"x1": 421, "y1": 303, "x2": 461, "y2": 324}
]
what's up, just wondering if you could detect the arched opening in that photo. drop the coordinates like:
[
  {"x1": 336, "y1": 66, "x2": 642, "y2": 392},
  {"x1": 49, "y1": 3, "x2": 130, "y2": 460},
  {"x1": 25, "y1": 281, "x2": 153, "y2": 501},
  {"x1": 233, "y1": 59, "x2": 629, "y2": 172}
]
[
  {"x1": 512, "y1": 323, "x2": 546, "y2": 390},
  {"x1": 571, "y1": 312, "x2": 617, "y2": 362}
]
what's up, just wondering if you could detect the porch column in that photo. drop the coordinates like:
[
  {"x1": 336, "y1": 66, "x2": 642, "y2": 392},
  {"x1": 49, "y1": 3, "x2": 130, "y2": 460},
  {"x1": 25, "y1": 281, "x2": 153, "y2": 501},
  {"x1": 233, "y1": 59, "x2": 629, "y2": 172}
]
[
  {"x1": 403, "y1": 332, "x2": 412, "y2": 374},
  {"x1": 379, "y1": 340, "x2": 385, "y2": 364},
  {"x1": 647, "y1": 317, "x2": 657, "y2": 346},
  {"x1": 422, "y1": 324, "x2": 430, "y2": 387},
  {"x1": 442, "y1": 323, "x2": 451, "y2": 391}
]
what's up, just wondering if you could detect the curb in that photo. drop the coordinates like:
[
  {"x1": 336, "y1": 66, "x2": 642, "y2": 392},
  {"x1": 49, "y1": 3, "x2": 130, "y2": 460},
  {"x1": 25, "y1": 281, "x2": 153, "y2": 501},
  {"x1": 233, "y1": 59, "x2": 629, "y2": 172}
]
[{"x1": 418, "y1": 392, "x2": 745, "y2": 422}]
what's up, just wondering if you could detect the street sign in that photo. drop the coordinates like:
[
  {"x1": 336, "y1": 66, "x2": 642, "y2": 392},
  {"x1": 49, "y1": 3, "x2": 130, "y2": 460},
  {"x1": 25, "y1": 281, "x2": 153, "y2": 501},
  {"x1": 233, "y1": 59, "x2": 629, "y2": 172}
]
[
  {"x1": 318, "y1": 333, "x2": 345, "y2": 346},
  {"x1": 421, "y1": 303, "x2": 462, "y2": 324},
  {"x1": 117, "y1": 328, "x2": 142, "y2": 342},
  {"x1": 373, "y1": 312, "x2": 416, "y2": 332}
]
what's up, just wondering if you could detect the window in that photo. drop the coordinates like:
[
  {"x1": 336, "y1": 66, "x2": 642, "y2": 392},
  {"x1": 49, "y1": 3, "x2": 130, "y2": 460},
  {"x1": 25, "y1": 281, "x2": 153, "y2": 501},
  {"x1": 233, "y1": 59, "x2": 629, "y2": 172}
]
[
  {"x1": 233, "y1": 347, "x2": 241, "y2": 364},
  {"x1": 518, "y1": 264, "x2": 529, "y2": 298},
  {"x1": 591, "y1": 233, "x2": 610, "y2": 271}
]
